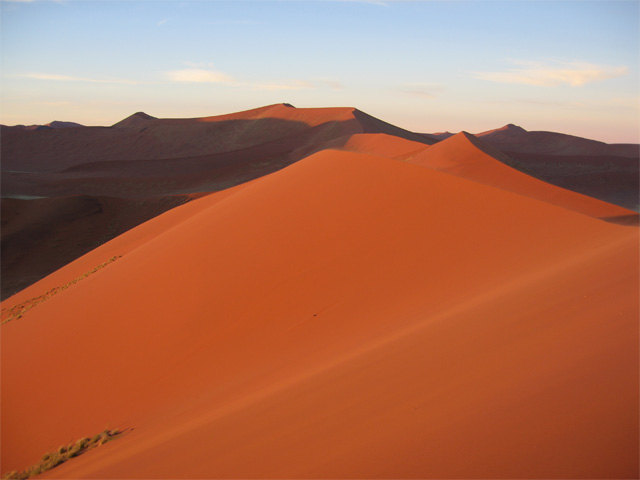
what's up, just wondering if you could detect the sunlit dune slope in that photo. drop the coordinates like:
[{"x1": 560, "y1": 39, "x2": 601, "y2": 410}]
[
  {"x1": 408, "y1": 132, "x2": 636, "y2": 220},
  {"x1": 1, "y1": 105, "x2": 436, "y2": 298},
  {"x1": 316, "y1": 133, "x2": 430, "y2": 160},
  {"x1": 2, "y1": 149, "x2": 637, "y2": 478}
]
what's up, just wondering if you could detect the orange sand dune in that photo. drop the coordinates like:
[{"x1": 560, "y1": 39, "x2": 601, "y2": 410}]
[
  {"x1": 317, "y1": 133, "x2": 430, "y2": 160},
  {"x1": 408, "y1": 132, "x2": 635, "y2": 220},
  {"x1": 1, "y1": 105, "x2": 436, "y2": 298},
  {"x1": 2, "y1": 149, "x2": 637, "y2": 478}
]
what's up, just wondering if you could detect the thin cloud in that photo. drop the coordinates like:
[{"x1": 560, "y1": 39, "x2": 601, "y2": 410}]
[
  {"x1": 157, "y1": 19, "x2": 168, "y2": 26},
  {"x1": 475, "y1": 60, "x2": 628, "y2": 87},
  {"x1": 315, "y1": 78, "x2": 344, "y2": 90},
  {"x1": 21, "y1": 73, "x2": 138, "y2": 85},
  {"x1": 165, "y1": 68, "x2": 233, "y2": 83},
  {"x1": 165, "y1": 64, "x2": 315, "y2": 91}
]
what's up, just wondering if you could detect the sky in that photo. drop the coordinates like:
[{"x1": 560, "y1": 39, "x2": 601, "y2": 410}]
[{"x1": 1, "y1": 0, "x2": 638, "y2": 143}]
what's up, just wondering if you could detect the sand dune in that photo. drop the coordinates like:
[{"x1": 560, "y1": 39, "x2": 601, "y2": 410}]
[
  {"x1": 1, "y1": 104, "x2": 434, "y2": 175},
  {"x1": 477, "y1": 124, "x2": 639, "y2": 157},
  {"x1": 1, "y1": 105, "x2": 436, "y2": 298},
  {"x1": 420, "y1": 126, "x2": 638, "y2": 210},
  {"x1": 425, "y1": 123, "x2": 639, "y2": 158},
  {"x1": 408, "y1": 132, "x2": 636, "y2": 220},
  {"x1": 317, "y1": 133, "x2": 430, "y2": 160},
  {"x1": 2, "y1": 149, "x2": 637, "y2": 478}
]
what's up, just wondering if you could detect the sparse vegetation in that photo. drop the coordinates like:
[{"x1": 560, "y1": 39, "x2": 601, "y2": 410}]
[
  {"x1": 1, "y1": 429, "x2": 122, "y2": 480},
  {"x1": 1, "y1": 256, "x2": 122, "y2": 325}
]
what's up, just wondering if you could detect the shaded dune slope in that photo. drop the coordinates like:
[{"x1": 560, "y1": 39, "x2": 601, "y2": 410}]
[
  {"x1": 502, "y1": 150, "x2": 639, "y2": 211},
  {"x1": 0, "y1": 194, "x2": 200, "y2": 299},
  {"x1": 2, "y1": 150, "x2": 637, "y2": 478},
  {"x1": 476, "y1": 124, "x2": 639, "y2": 157}
]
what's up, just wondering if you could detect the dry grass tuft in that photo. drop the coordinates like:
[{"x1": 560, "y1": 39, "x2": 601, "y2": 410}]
[{"x1": 1, "y1": 429, "x2": 123, "y2": 480}]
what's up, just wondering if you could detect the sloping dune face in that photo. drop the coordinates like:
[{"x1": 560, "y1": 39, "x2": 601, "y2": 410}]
[
  {"x1": 320, "y1": 133, "x2": 430, "y2": 160},
  {"x1": 2, "y1": 150, "x2": 637, "y2": 478},
  {"x1": 1, "y1": 105, "x2": 435, "y2": 299},
  {"x1": 408, "y1": 132, "x2": 636, "y2": 220}
]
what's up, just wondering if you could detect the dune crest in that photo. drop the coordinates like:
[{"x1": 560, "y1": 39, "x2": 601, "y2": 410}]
[{"x1": 408, "y1": 131, "x2": 636, "y2": 219}]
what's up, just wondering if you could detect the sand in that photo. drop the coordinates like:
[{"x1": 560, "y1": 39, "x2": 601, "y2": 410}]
[
  {"x1": 2, "y1": 148, "x2": 637, "y2": 478},
  {"x1": 408, "y1": 132, "x2": 635, "y2": 220},
  {"x1": 1, "y1": 106, "x2": 436, "y2": 299}
]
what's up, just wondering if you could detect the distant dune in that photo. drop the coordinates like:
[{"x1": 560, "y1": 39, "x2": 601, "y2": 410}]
[
  {"x1": 2, "y1": 104, "x2": 434, "y2": 175},
  {"x1": 425, "y1": 123, "x2": 639, "y2": 157},
  {"x1": 477, "y1": 124, "x2": 638, "y2": 157},
  {"x1": 1, "y1": 105, "x2": 638, "y2": 479},
  {"x1": 0, "y1": 120, "x2": 84, "y2": 131},
  {"x1": 111, "y1": 111, "x2": 157, "y2": 128}
]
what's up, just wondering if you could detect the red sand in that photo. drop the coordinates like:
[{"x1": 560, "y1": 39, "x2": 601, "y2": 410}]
[
  {"x1": 319, "y1": 133, "x2": 430, "y2": 160},
  {"x1": 408, "y1": 132, "x2": 635, "y2": 220},
  {"x1": 1, "y1": 105, "x2": 436, "y2": 298},
  {"x1": 2, "y1": 149, "x2": 637, "y2": 478}
]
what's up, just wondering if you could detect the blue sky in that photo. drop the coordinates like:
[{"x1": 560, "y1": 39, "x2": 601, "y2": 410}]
[{"x1": 1, "y1": 0, "x2": 638, "y2": 142}]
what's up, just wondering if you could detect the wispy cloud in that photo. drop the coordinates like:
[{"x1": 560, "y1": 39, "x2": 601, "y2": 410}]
[
  {"x1": 315, "y1": 78, "x2": 344, "y2": 90},
  {"x1": 474, "y1": 60, "x2": 628, "y2": 87},
  {"x1": 20, "y1": 73, "x2": 138, "y2": 85},
  {"x1": 401, "y1": 83, "x2": 444, "y2": 99},
  {"x1": 252, "y1": 80, "x2": 314, "y2": 91},
  {"x1": 166, "y1": 68, "x2": 233, "y2": 83},
  {"x1": 165, "y1": 64, "x2": 318, "y2": 91},
  {"x1": 157, "y1": 19, "x2": 168, "y2": 27}
]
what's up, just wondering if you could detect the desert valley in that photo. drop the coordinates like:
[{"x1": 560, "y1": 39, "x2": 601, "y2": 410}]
[{"x1": 1, "y1": 103, "x2": 638, "y2": 478}]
